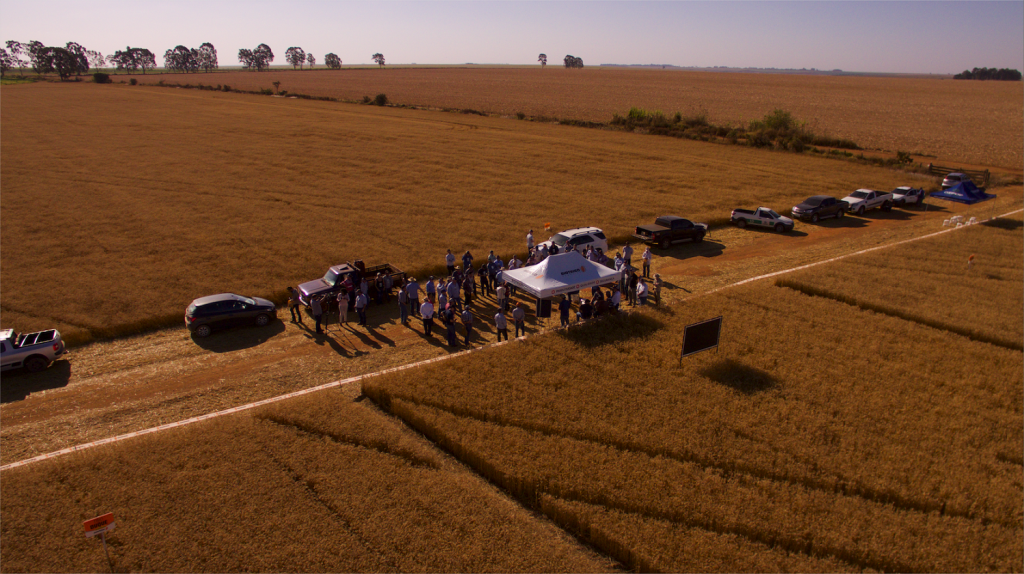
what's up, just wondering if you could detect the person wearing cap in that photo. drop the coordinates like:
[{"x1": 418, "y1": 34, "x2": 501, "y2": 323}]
[
  {"x1": 437, "y1": 286, "x2": 448, "y2": 312},
  {"x1": 512, "y1": 303, "x2": 527, "y2": 338},
  {"x1": 494, "y1": 309, "x2": 508, "y2": 342},
  {"x1": 558, "y1": 294, "x2": 571, "y2": 327},
  {"x1": 653, "y1": 274, "x2": 663, "y2": 306},
  {"x1": 445, "y1": 249, "x2": 456, "y2": 276},
  {"x1": 406, "y1": 278, "x2": 421, "y2": 317},
  {"x1": 355, "y1": 289, "x2": 369, "y2": 325},
  {"x1": 641, "y1": 246, "x2": 652, "y2": 278},
  {"x1": 420, "y1": 298, "x2": 435, "y2": 336},
  {"x1": 462, "y1": 250, "x2": 474, "y2": 273}
]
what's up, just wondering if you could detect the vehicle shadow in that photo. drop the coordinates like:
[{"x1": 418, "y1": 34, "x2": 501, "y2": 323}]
[
  {"x1": 803, "y1": 216, "x2": 869, "y2": 228},
  {"x1": 982, "y1": 218, "x2": 1023, "y2": 231},
  {"x1": 700, "y1": 358, "x2": 780, "y2": 395},
  {"x1": 660, "y1": 239, "x2": 727, "y2": 261},
  {"x1": 192, "y1": 320, "x2": 286, "y2": 353},
  {"x1": 734, "y1": 227, "x2": 810, "y2": 237},
  {"x1": 1, "y1": 359, "x2": 72, "y2": 403}
]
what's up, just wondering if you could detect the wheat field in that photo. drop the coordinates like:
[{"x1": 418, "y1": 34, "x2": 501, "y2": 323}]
[
  {"x1": 363, "y1": 218, "x2": 1024, "y2": 571},
  {"x1": 126, "y1": 67, "x2": 1024, "y2": 168},
  {"x1": 1, "y1": 82, "x2": 920, "y2": 343}
]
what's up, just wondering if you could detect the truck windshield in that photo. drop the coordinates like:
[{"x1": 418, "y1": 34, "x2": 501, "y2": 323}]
[
  {"x1": 851, "y1": 191, "x2": 869, "y2": 199},
  {"x1": 551, "y1": 234, "x2": 569, "y2": 247},
  {"x1": 766, "y1": 210, "x2": 781, "y2": 218},
  {"x1": 323, "y1": 270, "x2": 340, "y2": 287}
]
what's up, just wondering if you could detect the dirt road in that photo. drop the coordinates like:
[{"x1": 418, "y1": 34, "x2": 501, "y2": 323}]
[{"x1": 2, "y1": 193, "x2": 1020, "y2": 465}]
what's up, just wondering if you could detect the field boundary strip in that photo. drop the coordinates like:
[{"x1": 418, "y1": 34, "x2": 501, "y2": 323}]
[{"x1": 2, "y1": 207, "x2": 1020, "y2": 473}]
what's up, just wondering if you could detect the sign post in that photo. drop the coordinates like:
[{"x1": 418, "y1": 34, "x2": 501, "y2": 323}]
[
  {"x1": 680, "y1": 316, "x2": 723, "y2": 366},
  {"x1": 83, "y1": 513, "x2": 116, "y2": 572}
]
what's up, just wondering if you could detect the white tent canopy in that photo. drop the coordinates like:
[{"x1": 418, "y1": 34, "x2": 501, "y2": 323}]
[{"x1": 502, "y1": 251, "x2": 620, "y2": 299}]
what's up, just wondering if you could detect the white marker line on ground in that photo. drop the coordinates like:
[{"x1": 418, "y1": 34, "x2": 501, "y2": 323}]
[{"x1": 3, "y1": 208, "x2": 1019, "y2": 473}]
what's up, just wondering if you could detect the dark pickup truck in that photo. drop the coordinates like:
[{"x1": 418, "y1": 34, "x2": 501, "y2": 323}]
[
  {"x1": 634, "y1": 216, "x2": 708, "y2": 249},
  {"x1": 791, "y1": 195, "x2": 848, "y2": 222},
  {"x1": 298, "y1": 261, "x2": 405, "y2": 305}
]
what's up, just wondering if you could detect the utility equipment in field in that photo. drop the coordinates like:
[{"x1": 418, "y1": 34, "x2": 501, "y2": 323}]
[{"x1": 680, "y1": 316, "x2": 723, "y2": 364}]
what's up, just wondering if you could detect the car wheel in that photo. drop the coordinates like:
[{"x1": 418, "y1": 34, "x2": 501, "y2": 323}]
[
  {"x1": 775, "y1": 223, "x2": 785, "y2": 233},
  {"x1": 659, "y1": 238, "x2": 670, "y2": 250},
  {"x1": 857, "y1": 206, "x2": 865, "y2": 216},
  {"x1": 836, "y1": 209, "x2": 844, "y2": 219},
  {"x1": 24, "y1": 356, "x2": 48, "y2": 373},
  {"x1": 811, "y1": 213, "x2": 819, "y2": 223},
  {"x1": 737, "y1": 219, "x2": 747, "y2": 229},
  {"x1": 255, "y1": 313, "x2": 271, "y2": 327},
  {"x1": 882, "y1": 201, "x2": 892, "y2": 212},
  {"x1": 195, "y1": 324, "x2": 212, "y2": 338}
]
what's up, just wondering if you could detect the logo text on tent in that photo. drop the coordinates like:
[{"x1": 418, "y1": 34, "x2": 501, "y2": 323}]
[{"x1": 560, "y1": 265, "x2": 586, "y2": 277}]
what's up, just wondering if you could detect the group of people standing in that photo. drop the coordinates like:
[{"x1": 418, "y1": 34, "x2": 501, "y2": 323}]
[{"x1": 283, "y1": 232, "x2": 664, "y2": 345}]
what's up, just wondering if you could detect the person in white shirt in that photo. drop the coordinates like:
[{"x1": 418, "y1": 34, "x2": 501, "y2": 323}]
[
  {"x1": 641, "y1": 247, "x2": 652, "y2": 278},
  {"x1": 337, "y1": 290, "x2": 350, "y2": 324},
  {"x1": 637, "y1": 279, "x2": 649, "y2": 306},
  {"x1": 512, "y1": 303, "x2": 526, "y2": 337},
  {"x1": 495, "y1": 283, "x2": 507, "y2": 312},
  {"x1": 445, "y1": 249, "x2": 456, "y2": 275},
  {"x1": 622, "y1": 243, "x2": 634, "y2": 267},
  {"x1": 420, "y1": 299, "x2": 435, "y2": 335},
  {"x1": 406, "y1": 278, "x2": 421, "y2": 317},
  {"x1": 527, "y1": 230, "x2": 534, "y2": 251},
  {"x1": 355, "y1": 290, "x2": 369, "y2": 325}
]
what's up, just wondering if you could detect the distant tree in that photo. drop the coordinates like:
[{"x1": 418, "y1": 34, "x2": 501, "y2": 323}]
[
  {"x1": 372, "y1": 53, "x2": 385, "y2": 68},
  {"x1": 237, "y1": 48, "x2": 254, "y2": 69},
  {"x1": 954, "y1": 67, "x2": 1021, "y2": 81},
  {"x1": 307, "y1": 53, "x2": 315, "y2": 68},
  {"x1": 35, "y1": 46, "x2": 84, "y2": 80},
  {"x1": 538, "y1": 53, "x2": 547, "y2": 67},
  {"x1": 164, "y1": 45, "x2": 198, "y2": 72},
  {"x1": 285, "y1": 46, "x2": 306, "y2": 70},
  {"x1": 86, "y1": 50, "x2": 106, "y2": 70},
  {"x1": 64, "y1": 42, "x2": 90, "y2": 76},
  {"x1": 325, "y1": 53, "x2": 341, "y2": 69},
  {"x1": 25, "y1": 41, "x2": 45, "y2": 74},
  {"x1": 197, "y1": 42, "x2": 218, "y2": 72},
  {"x1": 5, "y1": 41, "x2": 27, "y2": 72},
  {"x1": 111, "y1": 46, "x2": 152, "y2": 74},
  {"x1": 562, "y1": 55, "x2": 583, "y2": 69},
  {"x1": 253, "y1": 43, "x2": 274, "y2": 71},
  {"x1": 0, "y1": 48, "x2": 13, "y2": 77}
]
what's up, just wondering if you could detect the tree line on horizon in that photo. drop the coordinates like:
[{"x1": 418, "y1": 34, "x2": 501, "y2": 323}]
[
  {"x1": 2, "y1": 39, "x2": 590, "y2": 79},
  {"x1": 953, "y1": 67, "x2": 1021, "y2": 81}
]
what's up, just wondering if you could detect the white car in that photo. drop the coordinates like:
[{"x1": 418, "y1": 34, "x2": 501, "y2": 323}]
[
  {"x1": 536, "y1": 227, "x2": 609, "y2": 255},
  {"x1": 842, "y1": 189, "x2": 893, "y2": 216},
  {"x1": 892, "y1": 186, "x2": 926, "y2": 207}
]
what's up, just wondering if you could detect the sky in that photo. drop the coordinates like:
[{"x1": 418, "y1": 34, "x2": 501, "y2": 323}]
[{"x1": 1, "y1": 1, "x2": 1022, "y2": 74}]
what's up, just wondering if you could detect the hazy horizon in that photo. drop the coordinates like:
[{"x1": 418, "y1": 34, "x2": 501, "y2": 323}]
[{"x1": 1, "y1": 1, "x2": 1022, "y2": 75}]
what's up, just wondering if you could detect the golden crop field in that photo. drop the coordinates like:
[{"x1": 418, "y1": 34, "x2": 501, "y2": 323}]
[
  {"x1": 363, "y1": 219, "x2": 1024, "y2": 571},
  {"x1": 0, "y1": 389, "x2": 613, "y2": 572},
  {"x1": 1, "y1": 82, "x2": 921, "y2": 344},
  {"x1": 127, "y1": 67, "x2": 1024, "y2": 168}
]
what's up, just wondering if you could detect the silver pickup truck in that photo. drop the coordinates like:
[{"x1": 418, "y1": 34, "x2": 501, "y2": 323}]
[
  {"x1": 1, "y1": 328, "x2": 67, "y2": 373},
  {"x1": 842, "y1": 189, "x2": 893, "y2": 216}
]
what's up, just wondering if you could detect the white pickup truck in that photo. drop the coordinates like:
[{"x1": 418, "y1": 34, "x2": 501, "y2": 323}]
[
  {"x1": 1, "y1": 328, "x2": 67, "y2": 373},
  {"x1": 730, "y1": 207, "x2": 795, "y2": 233},
  {"x1": 842, "y1": 189, "x2": 893, "y2": 216},
  {"x1": 892, "y1": 186, "x2": 926, "y2": 207}
]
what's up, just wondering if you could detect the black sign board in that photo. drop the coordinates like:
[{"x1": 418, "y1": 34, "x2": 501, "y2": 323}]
[
  {"x1": 536, "y1": 297, "x2": 552, "y2": 318},
  {"x1": 681, "y1": 316, "x2": 723, "y2": 359}
]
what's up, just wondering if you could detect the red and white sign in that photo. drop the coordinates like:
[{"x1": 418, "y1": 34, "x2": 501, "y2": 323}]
[{"x1": 83, "y1": 513, "x2": 116, "y2": 538}]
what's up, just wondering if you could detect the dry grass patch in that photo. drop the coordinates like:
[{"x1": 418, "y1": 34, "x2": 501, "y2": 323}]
[
  {"x1": 128, "y1": 67, "x2": 1023, "y2": 167},
  {"x1": 1, "y1": 82, "x2": 919, "y2": 342},
  {"x1": 0, "y1": 390, "x2": 613, "y2": 572},
  {"x1": 363, "y1": 224, "x2": 1023, "y2": 571}
]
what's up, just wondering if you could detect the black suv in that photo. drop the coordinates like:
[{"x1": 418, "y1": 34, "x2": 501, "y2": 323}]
[
  {"x1": 185, "y1": 293, "x2": 277, "y2": 337},
  {"x1": 791, "y1": 195, "x2": 848, "y2": 222}
]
